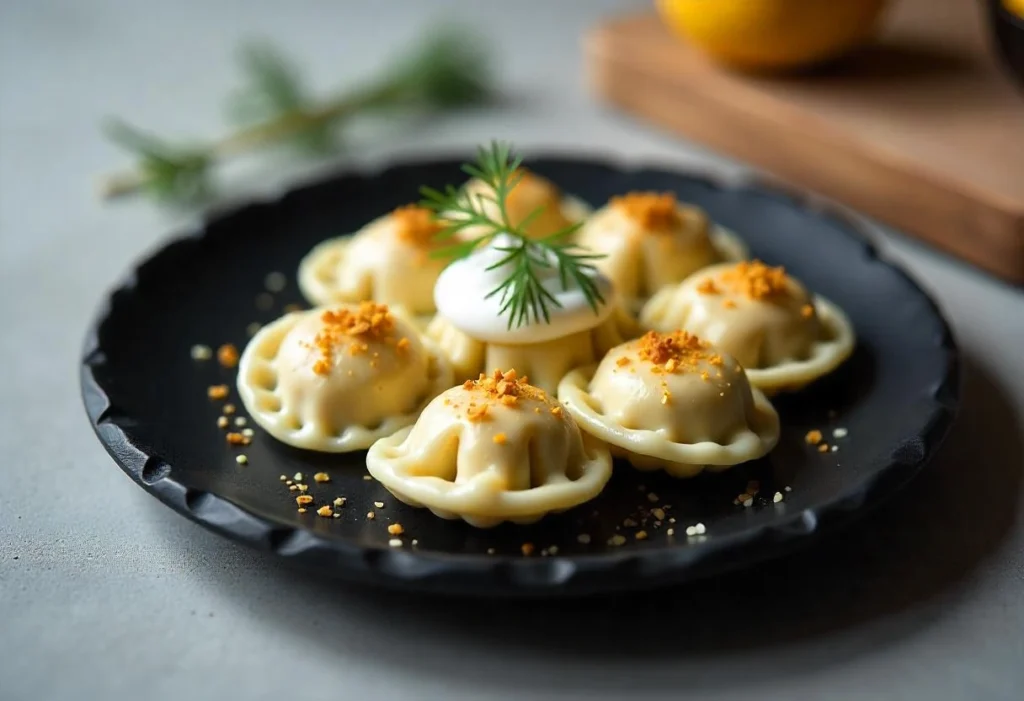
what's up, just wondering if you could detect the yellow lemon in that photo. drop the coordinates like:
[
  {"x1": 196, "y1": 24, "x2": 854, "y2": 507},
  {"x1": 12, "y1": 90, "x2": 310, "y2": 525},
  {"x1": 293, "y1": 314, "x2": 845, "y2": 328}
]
[
  {"x1": 1004, "y1": 0, "x2": 1024, "y2": 20},
  {"x1": 656, "y1": 0, "x2": 890, "y2": 72}
]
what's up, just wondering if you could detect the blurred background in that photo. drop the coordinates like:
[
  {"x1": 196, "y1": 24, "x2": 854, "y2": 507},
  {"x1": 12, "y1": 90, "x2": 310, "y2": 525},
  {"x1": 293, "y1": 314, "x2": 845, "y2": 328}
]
[{"x1": 3, "y1": 0, "x2": 1021, "y2": 283}]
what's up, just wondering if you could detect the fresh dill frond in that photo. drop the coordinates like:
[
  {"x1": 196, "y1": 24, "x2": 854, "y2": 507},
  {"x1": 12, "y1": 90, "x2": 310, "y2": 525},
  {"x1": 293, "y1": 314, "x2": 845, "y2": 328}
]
[
  {"x1": 419, "y1": 141, "x2": 605, "y2": 329},
  {"x1": 99, "y1": 26, "x2": 492, "y2": 202},
  {"x1": 227, "y1": 41, "x2": 334, "y2": 154},
  {"x1": 103, "y1": 119, "x2": 211, "y2": 202}
]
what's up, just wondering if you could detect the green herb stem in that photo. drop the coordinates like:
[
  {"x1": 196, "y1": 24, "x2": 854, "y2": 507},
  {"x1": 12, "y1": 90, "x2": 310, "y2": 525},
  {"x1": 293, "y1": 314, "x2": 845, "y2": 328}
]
[
  {"x1": 100, "y1": 27, "x2": 491, "y2": 202},
  {"x1": 420, "y1": 141, "x2": 606, "y2": 329}
]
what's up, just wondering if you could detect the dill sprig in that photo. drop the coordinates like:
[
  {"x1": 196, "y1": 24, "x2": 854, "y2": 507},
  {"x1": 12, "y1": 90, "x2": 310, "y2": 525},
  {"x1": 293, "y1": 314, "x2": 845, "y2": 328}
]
[
  {"x1": 99, "y1": 27, "x2": 491, "y2": 203},
  {"x1": 420, "y1": 141, "x2": 606, "y2": 329}
]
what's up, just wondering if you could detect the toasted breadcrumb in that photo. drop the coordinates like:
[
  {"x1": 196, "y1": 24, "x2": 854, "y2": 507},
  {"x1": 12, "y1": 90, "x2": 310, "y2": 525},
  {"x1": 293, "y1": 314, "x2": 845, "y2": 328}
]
[
  {"x1": 719, "y1": 260, "x2": 790, "y2": 300},
  {"x1": 307, "y1": 303, "x2": 396, "y2": 375},
  {"x1": 392, "y1": 204, "x2": 444, "y2": 246},
  {"x1": 611, "y1": 191, "x2": 682, "y2": 230},
  {"x1": 207, "y1": 385, "x2": 229, "y2": 400},
  {"x1": 217, "y1": 344, "x2": 239, "y2": 368}
]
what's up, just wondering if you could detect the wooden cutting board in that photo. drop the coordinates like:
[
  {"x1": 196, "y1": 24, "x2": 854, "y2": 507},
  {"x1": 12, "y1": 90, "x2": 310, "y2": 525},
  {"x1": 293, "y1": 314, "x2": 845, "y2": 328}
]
[{"x1": 586, "y1": 0, "x2": 1024, "y2": 284}]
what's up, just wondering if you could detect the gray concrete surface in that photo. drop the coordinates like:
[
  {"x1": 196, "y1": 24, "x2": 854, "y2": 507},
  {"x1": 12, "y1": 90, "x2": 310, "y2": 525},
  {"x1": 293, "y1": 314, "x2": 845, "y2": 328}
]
[{"x1": 1, "y1": 1, "x2": 1022, "y2": 699}]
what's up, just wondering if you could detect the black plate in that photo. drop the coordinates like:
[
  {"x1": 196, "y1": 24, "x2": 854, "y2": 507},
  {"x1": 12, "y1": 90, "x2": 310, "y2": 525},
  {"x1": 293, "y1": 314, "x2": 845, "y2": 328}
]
[{"x1": 81, "y1": 155, "x2": 959, "y2": 596}]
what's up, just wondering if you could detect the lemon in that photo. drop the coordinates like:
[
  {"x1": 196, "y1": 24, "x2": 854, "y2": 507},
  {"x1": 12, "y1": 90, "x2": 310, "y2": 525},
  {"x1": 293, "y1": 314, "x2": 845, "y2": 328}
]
[
  {"x1": 1004, "y1": 0, "x2": 1024, "y2": 20},
  {"x1": 656, "y1": 0, "x2": 889, "y2": 72}
]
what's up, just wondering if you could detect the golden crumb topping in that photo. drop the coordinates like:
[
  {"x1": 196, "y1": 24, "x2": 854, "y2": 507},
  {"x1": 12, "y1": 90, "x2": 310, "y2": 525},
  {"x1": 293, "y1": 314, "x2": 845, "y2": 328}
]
[
  {"x1": 636, "y1": 330, "x2": 716, "y2": 371},
  {"x1": 308, "y1": 303, "x2": 405, "y2": 375},
  {"x1": 610, "y1": 192, "x2": 682, "y2": 231},
  {"x1": 392, "y1": 204, "x2": 444, "y2": 246},
  {"x1": 457, "y1": 369, "x2": 551, "y2": 421},
  {"x1": 696, "y1": 278, "x2": 719, "y2": 295},
  {"x1": 207, "y1": 384, "x2": 229, "y2": 400},
  {"x1": 505, "y1": 169, "x2": 558, "y2": 209},
  {"x1": 707, "y1": 260, "x2": 791, "y2": 300},
  {"x1": 217, "y1": 343, "x2": 239, "y2": 368}
]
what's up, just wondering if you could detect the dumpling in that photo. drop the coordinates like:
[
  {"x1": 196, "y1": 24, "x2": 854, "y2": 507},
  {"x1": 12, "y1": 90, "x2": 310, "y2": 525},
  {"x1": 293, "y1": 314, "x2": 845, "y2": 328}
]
[
  {"x1": 576, "y1": 192, "x2": 747, "y2": 310},
  {"x1": 425, "y1": 234, "x2": 640, "y2": 393},
  {"x1": 455, "y1": 168, "x2": 590, "y2": 241},
  {"x1": 640, "y1": 260, "x2": 855, "y2": 393},
  {"x1": 366, "y1": 369, "x2": 613, "y2": 527},
  {"x1": 236, "y1": 302, "x2": 452, "y2": 452},
  {"x1": 298, "y1": 204, "x2": 447, "y2": 318},
  {"x1": 558, "y1": 331, "x2": 779, "y2": 478}
]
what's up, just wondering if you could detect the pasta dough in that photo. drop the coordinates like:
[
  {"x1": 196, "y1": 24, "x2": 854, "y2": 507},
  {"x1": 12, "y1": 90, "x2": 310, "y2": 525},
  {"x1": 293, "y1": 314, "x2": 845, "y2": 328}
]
[
  {"x1": 576, "y1": 192, "x2": 748, "y2": 307},
  {"x1": 640, "y1": 260, "x2": 855, "y2": 393},
  {"x1": 366, "y1": 369, "x2": 613, "y2": 527},
  {"x1": 236, "y1": 302, "x2": 452, "y2": 452},
  {"x1": 558, "y1": 331, "x2": 779, "y2": 478},
  {"x1": 298, "y1": 204, "x2": 447, "y2": 316},
  {"x1": 426, "y1": 304, "x2": 640, "y2": 392},
  {"x1": 455, "y1": 168, "x2": 590, "y2": 241}
]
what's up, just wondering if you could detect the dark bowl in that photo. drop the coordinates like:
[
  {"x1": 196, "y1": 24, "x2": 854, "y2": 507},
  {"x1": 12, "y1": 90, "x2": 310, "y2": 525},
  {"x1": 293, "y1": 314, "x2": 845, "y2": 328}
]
[{"x1": 80, "y1": 154, "x2": 960, "y2": 597}]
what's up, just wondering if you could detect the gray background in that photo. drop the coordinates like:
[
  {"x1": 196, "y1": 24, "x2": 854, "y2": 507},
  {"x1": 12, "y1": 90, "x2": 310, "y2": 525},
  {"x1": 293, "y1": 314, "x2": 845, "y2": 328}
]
[{"x1": 2, "y1": 1, "x2": 1022, "y2": 699}]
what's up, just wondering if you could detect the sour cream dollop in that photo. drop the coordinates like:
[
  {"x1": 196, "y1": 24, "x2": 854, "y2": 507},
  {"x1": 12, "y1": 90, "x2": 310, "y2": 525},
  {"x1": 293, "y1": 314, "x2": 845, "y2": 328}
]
[{"x1": 434, "y1": 234, "x2": 616, "y2": 344}]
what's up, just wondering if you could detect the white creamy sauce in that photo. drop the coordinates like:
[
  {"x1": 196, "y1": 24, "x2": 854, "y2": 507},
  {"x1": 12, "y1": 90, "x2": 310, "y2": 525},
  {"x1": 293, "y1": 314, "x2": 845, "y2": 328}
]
[{"x1": 434, "y1": 234, "x2": 615, "y2": 344}]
